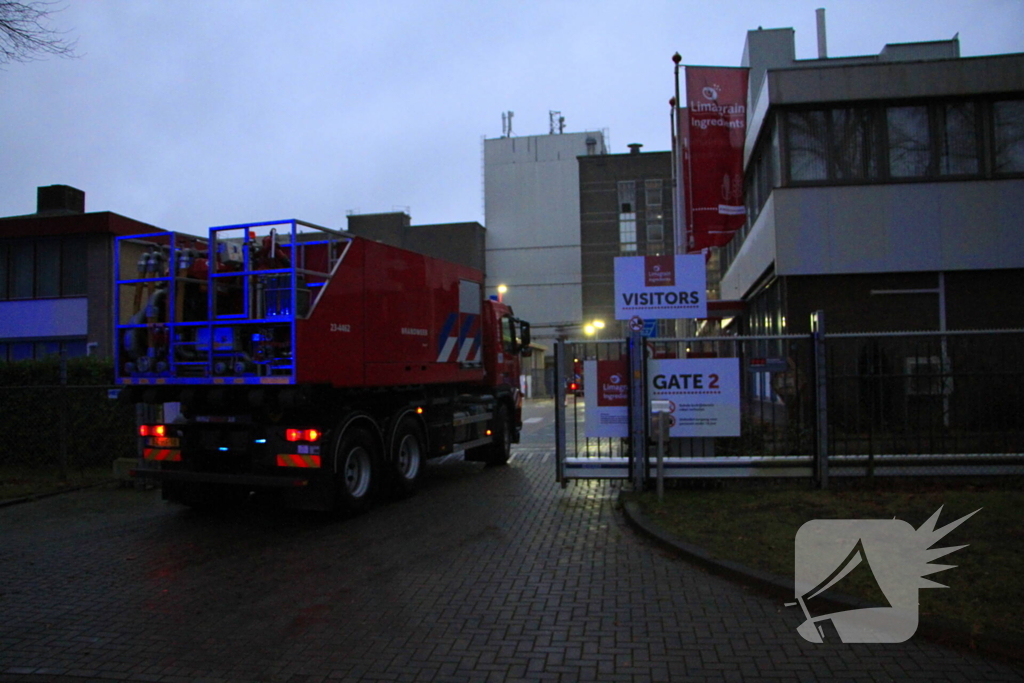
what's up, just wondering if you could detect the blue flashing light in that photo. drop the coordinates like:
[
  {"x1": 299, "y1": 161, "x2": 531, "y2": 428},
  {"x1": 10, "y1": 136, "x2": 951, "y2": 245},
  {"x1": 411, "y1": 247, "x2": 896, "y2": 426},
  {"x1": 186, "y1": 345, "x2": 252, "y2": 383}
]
[
  {"x1": 254, "y1": 439, "x2": 267, "y2": 444},
  {"x1": 218, "y1": 447, "x2": 229, "y2": 452}
]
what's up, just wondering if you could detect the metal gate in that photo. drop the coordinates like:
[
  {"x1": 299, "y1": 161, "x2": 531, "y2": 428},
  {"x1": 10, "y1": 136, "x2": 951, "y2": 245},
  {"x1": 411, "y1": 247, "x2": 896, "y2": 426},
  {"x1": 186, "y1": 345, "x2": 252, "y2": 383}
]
[{"x1": 554, "y1": 327, "x2": 1024, "y2": 488}]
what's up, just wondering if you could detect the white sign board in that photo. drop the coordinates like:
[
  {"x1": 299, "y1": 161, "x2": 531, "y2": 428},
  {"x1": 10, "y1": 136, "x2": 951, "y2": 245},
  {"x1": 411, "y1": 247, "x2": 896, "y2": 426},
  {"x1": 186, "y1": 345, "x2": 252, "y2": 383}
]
[
  {"x1": 648, "y1": 358, "x2": 740, "y2": 437},
  {"x1": 614, "y1": 254, "x2": 707, "y2": 320},
  {"x1": 583, "y1": 359, "x2": 629, "y2": 438}
]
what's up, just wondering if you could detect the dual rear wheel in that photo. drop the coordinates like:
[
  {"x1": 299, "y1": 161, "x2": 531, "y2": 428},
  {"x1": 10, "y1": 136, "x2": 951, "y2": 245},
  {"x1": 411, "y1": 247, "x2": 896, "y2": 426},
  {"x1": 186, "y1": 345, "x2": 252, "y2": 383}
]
[{"x1": 330, "y1": 414, "x2": 427, "y2": 512}]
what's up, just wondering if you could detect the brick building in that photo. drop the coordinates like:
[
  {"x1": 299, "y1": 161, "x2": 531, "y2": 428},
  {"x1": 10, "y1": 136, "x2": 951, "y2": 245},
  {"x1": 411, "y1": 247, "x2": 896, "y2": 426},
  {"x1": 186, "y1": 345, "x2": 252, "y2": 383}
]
[{"x1": 0, "y1": 185, "x2": 164, "y2": 361}]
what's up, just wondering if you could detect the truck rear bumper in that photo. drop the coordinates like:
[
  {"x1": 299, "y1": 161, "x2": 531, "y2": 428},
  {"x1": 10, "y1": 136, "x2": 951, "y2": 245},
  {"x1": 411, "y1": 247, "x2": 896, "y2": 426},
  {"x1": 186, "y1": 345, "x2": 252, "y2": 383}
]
[{"x1": 130, "y1": 469, "x2": 310, "y2": 488}]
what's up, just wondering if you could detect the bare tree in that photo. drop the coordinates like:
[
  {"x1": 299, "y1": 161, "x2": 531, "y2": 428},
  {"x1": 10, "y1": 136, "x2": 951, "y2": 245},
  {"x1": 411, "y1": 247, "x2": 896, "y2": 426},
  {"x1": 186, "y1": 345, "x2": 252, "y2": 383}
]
[{"x1": 0, "y1": 1, "x2": 76, "y2": 65}]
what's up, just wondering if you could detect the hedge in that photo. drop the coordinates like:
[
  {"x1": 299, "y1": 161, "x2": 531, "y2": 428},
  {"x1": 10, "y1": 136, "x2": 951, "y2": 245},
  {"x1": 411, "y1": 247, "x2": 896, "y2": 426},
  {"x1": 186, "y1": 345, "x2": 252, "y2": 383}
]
[{"x1": 0, "y1": 358, "x2": 136, "y2": 471}]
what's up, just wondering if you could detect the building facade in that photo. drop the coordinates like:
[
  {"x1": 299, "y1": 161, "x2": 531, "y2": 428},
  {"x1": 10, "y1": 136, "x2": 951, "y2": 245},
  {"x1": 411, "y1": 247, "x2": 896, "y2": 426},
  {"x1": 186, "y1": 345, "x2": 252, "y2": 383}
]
[
  {"x1": 0, "y1": 186, "x2": 164, "y2": 361},
  {"x1": 483, "y1": 130, "x2": 607, "y2": 349},
  {"x1": 719, "y1": 29, "x2": 1024, "y2": 336},
  {"x1": 346, "y1": 211, "x2": 486, "y2": 273},
  {"x1": 578, "y1": 147, "x2": 676, "y2": 337}
]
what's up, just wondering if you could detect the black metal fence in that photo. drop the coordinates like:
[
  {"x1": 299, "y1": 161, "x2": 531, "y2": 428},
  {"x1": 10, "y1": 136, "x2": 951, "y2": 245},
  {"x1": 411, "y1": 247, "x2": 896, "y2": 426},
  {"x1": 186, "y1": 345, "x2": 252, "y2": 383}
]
[
  {"x1": 556, "y1": 329, "x2": 1024, "y2": 486},
  {"x1": 0, "y1": 358, "x2": 136, "y2": 485}
]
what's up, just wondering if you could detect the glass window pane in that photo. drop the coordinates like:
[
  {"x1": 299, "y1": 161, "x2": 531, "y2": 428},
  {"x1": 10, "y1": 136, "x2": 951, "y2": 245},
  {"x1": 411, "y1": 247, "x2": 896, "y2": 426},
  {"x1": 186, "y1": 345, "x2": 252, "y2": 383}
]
[
  {"x1": 0, "y1": 243, "x2": 7, "y2": 300},
  {"x1": 938, "y1": 102, "x2": 979, "y2": 175},
  {"x1": 617, "y1": 181, "x2": 635, "y2": 212},
  {"x1": 647, "y1": 220, "x2": 664, "y2": 243},
  {"x1": 786, "y1": 110, "x2": 828, "y2": 181},
  {"x1": 36, "y1": 340, "x2": 61, "y2": 358},
  {"x1": 619, "y1": 212, "x2": 636, "y2": 254},
  {"x1": 644, "y1": 179, "x2": 662, "y2": 206},
  {"x1": 61, "y1": 237, "x2": 88, "y2": 296},
  {"x1": 994, "y1": 99, "x2": 1024, "y2": 173},
  {"x1": 830, "y1": 108, "x2": 867, "y2": 180},
  {"x1": 10, "y1": 242, "x2": 34, "y2": 299},
  {"x1": 64, "y1": 339, "x2": 88, "y2": 357},
  {"x1": 887, "y1": 106, "x2": 931, "y2": 177},
  {"x1": 11, "y1": 342, "x2": 34, "y2": 361},
  {"x1": 35, "y1": 240, "x2": 60, "y2": 298}
]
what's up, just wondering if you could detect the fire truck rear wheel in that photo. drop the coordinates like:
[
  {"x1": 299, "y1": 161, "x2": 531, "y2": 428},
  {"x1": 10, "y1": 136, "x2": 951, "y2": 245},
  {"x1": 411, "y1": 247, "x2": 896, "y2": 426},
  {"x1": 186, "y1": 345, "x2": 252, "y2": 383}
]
[
  {"x1": 485, "y1": 404, "x2": 511, "y2": 466},
  {"x1": 332, "y1": 426, "x2": 379, "y2": 512},
  {"x1": 390, "y1": 417, "x2": 425, "y2": 497}
]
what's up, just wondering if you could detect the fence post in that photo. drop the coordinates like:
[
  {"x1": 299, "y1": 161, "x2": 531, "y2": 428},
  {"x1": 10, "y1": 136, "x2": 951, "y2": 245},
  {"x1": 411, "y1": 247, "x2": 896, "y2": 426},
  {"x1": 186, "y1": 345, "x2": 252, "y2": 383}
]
[
  {"x1": 811, "y1": 311, "x2": 828, "y2": 490},
  {"x1": 554, "y1": 340, "x2": 567, "y2": 487},
  {"x1": 59, "y1": 348, "x2": 68, "y2": 482},
  {"x1": 628, "y1": 329, "x2": 648, "y2": 490}
]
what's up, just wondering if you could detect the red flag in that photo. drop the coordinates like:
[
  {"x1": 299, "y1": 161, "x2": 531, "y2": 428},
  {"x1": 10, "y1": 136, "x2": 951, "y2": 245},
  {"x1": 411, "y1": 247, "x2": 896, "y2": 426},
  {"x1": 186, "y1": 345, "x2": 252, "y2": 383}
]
[{"x1": 684, "y1": 66, "x2": 749, "y2": 251}]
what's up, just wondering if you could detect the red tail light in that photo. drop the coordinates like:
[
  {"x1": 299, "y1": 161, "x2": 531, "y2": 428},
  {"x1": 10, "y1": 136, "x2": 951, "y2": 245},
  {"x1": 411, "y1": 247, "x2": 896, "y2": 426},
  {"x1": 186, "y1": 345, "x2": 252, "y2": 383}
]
[
  {"x1": 139, "y1": 424, "x2": 167, "y2": 437},
  {"x1": 286, "y1": 428, "x2": 321, "y2": 443}
]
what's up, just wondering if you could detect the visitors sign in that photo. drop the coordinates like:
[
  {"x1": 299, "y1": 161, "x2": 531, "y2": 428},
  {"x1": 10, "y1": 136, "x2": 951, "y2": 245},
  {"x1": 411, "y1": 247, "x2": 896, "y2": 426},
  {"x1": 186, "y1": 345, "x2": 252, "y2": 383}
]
[{"x1": 614, "y1": 254, "x2": 707, "y2": 320}]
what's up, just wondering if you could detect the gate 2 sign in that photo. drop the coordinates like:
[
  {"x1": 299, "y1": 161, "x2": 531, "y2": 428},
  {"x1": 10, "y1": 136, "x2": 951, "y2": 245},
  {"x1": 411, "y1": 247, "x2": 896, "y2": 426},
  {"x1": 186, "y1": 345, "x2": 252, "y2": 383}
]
[
  {"x1": 648, "y1": 358, "x2": 740, "y2": 437},
  {"x1": 614, "y1": 254, "x2": 707, "y2": 320}
]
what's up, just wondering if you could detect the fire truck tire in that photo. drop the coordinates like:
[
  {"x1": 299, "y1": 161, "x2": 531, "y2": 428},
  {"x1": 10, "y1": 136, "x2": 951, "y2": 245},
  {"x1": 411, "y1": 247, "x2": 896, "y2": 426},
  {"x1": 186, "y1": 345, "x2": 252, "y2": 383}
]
[
  {"x1": 484, "y1": 404, "x2": 511, "y2": 466},
  {"x1": 390, "y1": 417, "x2": 425, "y2": 497},
  {"x1": 332, "y1": 426, "x2": 380, "y2": 512}
]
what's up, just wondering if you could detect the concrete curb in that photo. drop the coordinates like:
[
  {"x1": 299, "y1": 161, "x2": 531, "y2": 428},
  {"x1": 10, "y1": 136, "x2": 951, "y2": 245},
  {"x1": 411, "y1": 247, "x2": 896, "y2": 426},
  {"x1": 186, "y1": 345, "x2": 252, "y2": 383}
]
[
  {"x1": 0, "y1": 480, "x2": 118, "y2": 509},
  {"x1": 619, "y1": 493, "x2": 1022, "y2": 664}
]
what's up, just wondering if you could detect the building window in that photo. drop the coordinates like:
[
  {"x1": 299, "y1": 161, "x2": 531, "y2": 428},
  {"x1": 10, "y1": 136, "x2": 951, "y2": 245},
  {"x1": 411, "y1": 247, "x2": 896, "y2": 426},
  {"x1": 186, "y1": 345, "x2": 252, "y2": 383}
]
[
  {"x1": 10, "y1": 243, "x2": 34, "y2": 299},
  {"x1": 994, "y1": 99, "x2": 1024, "y2": 173},
  {"x1": 646, "y1": 219, "x2": 664, "y2": 243},
  {"x1": 0, "y1": 237, "x2": 87, "y2": 300},
  {"x1": 0, "y1": 337, "x2": 88, "y2": 362},
  {"x1": 887, "y1": 106, "x2": 931, "y2": 177},
  {"x1": 830, "y1": 107, "x2": 878, "y2": 180},
  {"x1": 35, "y1": 241, "x2": 61, "y2": 298},
  {"x1": 618, "y1": 181, "x2": 637, "y2": 253},
  {"x1": 0, "y1": 244, "x2": 6, "y2": 299},
  {"x1": 786, "y1": 110, "x2": 828, "y2": 181},
  {"x1": 644, "y1": 179, "x2": 662, "y2": 207},
  {"x1": 937, "y1": 102, "x2": 980, "y2": 176}
]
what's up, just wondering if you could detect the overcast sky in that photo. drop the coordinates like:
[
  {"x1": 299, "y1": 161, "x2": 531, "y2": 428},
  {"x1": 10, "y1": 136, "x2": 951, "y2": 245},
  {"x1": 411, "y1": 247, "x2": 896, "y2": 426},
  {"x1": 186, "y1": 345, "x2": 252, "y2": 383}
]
[{"x1": 2, "y1": 0, "x2": 1022, "y2": 236}]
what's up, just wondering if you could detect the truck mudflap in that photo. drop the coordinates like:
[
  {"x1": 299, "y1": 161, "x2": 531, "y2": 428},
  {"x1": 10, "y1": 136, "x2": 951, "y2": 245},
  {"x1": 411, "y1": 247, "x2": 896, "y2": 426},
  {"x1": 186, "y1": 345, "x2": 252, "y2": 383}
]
[{"x1": 130, "y1": 469, "x2": 310, "y2": 488}]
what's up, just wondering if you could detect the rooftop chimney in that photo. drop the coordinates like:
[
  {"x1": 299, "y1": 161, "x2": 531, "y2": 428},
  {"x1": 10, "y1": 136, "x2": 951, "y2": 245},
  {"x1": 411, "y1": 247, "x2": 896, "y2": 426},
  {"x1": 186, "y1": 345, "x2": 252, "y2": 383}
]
[
  {"x1": 37, "y1": 185, "x2": 85, "y2": 214},
  {"x1": 816, "y1": 8, "x2": 828, "y2": 59},
  {"x1": 628, "y1": 143, "x2": 643, "y2": 155}
]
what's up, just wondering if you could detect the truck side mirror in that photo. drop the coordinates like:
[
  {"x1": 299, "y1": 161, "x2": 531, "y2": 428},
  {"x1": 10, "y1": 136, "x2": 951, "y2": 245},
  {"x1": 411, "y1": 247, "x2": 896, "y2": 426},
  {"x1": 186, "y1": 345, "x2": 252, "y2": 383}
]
[{"x1": 519, "y1": 320, "x2": 531, "y2": 352}]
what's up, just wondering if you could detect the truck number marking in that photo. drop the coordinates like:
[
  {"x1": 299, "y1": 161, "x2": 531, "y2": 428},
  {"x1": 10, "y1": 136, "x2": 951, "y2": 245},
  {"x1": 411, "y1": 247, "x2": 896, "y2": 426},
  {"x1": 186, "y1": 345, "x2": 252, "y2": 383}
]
[
  {"x1": 330, "y1": 323, "x2": 351, "y2": 333},
  {"x1": 401, "y1": 328, "x2": 428, "y2": 336}
]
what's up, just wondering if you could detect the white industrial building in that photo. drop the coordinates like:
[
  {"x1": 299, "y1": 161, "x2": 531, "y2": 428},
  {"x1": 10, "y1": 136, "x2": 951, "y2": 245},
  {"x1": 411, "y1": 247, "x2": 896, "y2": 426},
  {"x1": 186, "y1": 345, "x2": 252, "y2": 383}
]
[{"x1": 483, "y1": 130, "x2": 607, "y2": 357}]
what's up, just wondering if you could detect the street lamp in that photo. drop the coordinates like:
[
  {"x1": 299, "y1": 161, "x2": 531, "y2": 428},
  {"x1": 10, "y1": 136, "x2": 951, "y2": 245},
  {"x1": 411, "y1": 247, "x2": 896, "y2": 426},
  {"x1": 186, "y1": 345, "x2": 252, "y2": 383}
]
[{"x1": 497, "y1": 284, "x2": 507, "y2": 302}]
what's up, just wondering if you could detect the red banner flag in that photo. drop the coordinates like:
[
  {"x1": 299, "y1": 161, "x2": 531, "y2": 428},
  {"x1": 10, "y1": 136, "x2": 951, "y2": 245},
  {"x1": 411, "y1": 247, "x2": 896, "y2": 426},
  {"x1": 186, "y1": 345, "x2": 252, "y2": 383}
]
[{"x1": 684, "y1": 66, "x2": 749, "y2": 251}]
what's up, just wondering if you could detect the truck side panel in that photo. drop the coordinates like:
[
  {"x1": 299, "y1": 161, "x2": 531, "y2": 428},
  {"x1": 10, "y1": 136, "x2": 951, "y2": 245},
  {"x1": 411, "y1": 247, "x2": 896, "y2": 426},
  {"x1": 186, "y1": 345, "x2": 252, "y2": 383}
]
[
  {"x1": 298, "y1": 237, "x2": 487, "y2": 388},
  {"x1": 294, "y1": 239, "x2": 366, "y2": 387}
]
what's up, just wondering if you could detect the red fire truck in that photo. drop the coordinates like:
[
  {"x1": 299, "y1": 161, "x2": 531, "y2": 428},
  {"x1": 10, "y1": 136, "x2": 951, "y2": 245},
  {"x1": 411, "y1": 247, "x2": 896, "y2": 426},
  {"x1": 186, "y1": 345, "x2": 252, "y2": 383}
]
[{"x1": 116, "y1": 219, "x2": 530, "y2": 512}]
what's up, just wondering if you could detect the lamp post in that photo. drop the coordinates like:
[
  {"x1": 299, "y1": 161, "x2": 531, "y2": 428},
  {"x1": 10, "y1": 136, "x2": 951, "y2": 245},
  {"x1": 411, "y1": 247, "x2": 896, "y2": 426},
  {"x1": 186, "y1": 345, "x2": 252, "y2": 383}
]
[{"x1": 497, "y1": 284, "x2": 507, "y2": 303}]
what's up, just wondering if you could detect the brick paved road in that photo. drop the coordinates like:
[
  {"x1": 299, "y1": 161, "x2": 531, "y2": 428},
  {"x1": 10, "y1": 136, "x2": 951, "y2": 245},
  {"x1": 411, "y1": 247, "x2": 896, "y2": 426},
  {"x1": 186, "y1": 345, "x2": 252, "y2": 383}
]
[{"x1": 1, "y1": 450, "x2": 1021, "y2": 683}]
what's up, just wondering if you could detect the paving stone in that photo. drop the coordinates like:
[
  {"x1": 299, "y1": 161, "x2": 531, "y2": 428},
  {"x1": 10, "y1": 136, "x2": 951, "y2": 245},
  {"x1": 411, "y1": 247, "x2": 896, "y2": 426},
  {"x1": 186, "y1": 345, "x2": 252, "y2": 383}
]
[{"x1": 0, "y1": 450, "x2": 1022, "y2": 682}]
